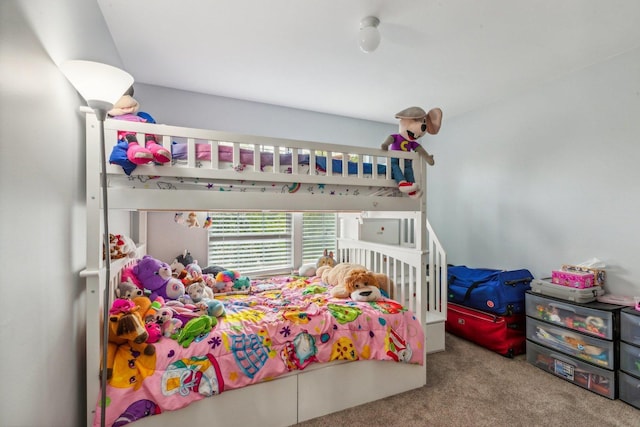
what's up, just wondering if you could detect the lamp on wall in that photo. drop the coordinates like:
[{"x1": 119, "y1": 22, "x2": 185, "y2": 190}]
[
  {"x1": 60, "y1": 60, "x2": 133, "y2": 427},
  {"x1": 358, "y1": 16, "x2": 381, "y2": 53}
]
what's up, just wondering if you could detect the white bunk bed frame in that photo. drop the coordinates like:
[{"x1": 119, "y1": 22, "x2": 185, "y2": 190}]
[{"x1": 81, "y1": 111, "x2": 447, "y2": 427}]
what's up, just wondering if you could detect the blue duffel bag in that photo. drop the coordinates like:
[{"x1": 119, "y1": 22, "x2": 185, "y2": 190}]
[{"x1": 447, "y1": 265, "x2": 534, "y2": 315}]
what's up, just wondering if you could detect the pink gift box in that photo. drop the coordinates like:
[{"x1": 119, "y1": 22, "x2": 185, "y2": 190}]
[{"x1": 551, "y1": 270, "x2": 595, "y2": 289}]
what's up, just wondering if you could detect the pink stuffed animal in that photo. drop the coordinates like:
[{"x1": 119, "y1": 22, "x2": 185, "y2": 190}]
[{"x1": 145, "y1": 322, "x2": 162, "y2": 344}]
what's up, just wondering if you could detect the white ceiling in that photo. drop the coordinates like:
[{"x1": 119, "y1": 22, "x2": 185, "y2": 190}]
[{"x1": 98, "y1": 0, "x2": 640, "y2": 124}]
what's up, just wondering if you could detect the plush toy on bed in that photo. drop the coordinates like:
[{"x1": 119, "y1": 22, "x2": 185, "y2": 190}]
[
  {"x1": 115, "y1": 280, "x2": 144, "y2": 300},
  {"x1": 105, "y1": 297, "x2": 156, "y2": 389},
  {"x1": 184, "y1": 281, "x2": 214, "y2": 303},
  {"x1": 108, "y1": 86, "x2": 171, "y2": 175},
  {"x1": 318, "y1": 263, "x2": 393, "y2": 302},
  {"x1": 107, "y1": 233, "x2": 137, "y2": 260},
  {"x1": 381, "y1": 106, "x2": 443, "y2": 199},
  {"x1": 298, "y1": 249, "x2": 337, "y2": 277},
  {"x1": 213, "y1": 270, "x2": 239, "y2": 293},
  {"x1": 132, "y1": 255, "x2": 185, "y2": 301},
  {"x1": 170, "y1": 249, "x2": 193, "y2": 279}
]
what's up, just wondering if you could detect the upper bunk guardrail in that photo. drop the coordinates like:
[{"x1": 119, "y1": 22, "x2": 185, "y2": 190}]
[{"x1": 93, "y1": 113, "x2": 422, "y2": 188}]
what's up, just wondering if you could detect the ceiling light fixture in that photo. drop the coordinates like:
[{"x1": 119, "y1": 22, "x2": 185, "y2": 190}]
[{"x1": 358, "y1": 16, "x2": 381, "y2": 53}]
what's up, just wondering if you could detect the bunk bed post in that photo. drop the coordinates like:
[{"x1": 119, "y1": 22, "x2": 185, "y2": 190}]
[
  {"x1": 418, "y1": 161, "x2": 429, "y2": 364},
  {"x1": 83, "y1": 111, "x2": 103, "y2": 427}
]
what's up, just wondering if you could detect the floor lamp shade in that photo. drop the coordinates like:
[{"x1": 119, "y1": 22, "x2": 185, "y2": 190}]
[{"x1": 60, "y1": 60, "x2": 134, "y2": 112}]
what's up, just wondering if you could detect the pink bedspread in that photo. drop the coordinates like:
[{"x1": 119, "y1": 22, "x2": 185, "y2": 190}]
[{"x1": 94, "y1": 275, "x2": 424, "y2": 426}]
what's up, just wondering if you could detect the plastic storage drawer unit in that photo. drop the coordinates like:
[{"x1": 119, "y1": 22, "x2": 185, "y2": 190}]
[
  {"x1": 620, "y1": 341, "x2": 640, "y2": 378},
  {"x1": 618, "y1": 371, "x2": 640, "y2": 409},
  {"x1": 526, "y1": 318, "x2": 617, "y2": 369},
  {"x1": 525, "y1": 292, "x2": 617, "y2": 340},
  {"x1": 526, "y1": 340, "x2": 617, "y2": 399},
  {"x1": 620, "y1": 307, "x2": 640, "y2": 346}
]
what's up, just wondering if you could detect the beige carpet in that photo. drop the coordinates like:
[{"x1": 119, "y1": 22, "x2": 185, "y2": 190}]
[{"x1": 296, "y1": 333, "x2": 638, "y2": 427}]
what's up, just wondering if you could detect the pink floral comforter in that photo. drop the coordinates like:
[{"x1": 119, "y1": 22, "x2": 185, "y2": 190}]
[{"x1": 94, "y1": 275, "x2": 424, "y2": 426}]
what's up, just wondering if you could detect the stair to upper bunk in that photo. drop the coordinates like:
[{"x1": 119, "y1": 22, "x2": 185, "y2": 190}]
[
  {"x1": 425, "y1": 219, "x2": 447, "y2": 353},
  {"x1": 336, "y1": 213, "x2": 447, "y2": 354}
]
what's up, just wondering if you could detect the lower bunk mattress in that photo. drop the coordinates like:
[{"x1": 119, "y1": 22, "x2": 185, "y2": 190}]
[{"x1": 96, "y1": 275, "x2": 424, "y2": 426}]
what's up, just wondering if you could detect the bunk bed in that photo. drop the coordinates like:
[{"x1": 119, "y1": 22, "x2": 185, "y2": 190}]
[{"x1": 81, "y1": 111, "x2": 447, "y2": 427}]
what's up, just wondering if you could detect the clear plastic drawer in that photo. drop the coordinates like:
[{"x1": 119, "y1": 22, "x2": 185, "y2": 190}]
[
  {"x1": 526, "y1": 318, "x2": 616, "y2": 369},
  {"x1": 526, "y1": 340, "x2": 616, "y2": 399},
  {"x1": 525, "y1": 293, "x2": 616, "y2": 340},
  {"x1": 620, "y1": 341, "x2": 640, "y2": 378},
  {"x1": 618, "y1": 371, "x2": 640, "y2": 409},
  {"x1": 621, "y1": 308, "x2": 640, "y2": 346}
]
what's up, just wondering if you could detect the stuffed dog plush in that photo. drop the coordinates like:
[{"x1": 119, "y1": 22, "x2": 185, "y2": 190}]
[{"x1": 319, "y1": 263, "x2": 394, "y2": 301}]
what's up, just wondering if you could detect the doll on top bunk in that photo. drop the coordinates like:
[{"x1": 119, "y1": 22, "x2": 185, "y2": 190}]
[
  {"x1": 108, "y1": 86, "x2": 171, "y2": 175},
  {"x1": 381, "y1": 106, "x2": 443, "y2": 199}
]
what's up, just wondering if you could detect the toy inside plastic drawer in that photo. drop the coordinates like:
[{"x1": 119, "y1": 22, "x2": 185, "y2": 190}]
[
  {"x1": 551, "y1": 270, "x2": 595, "y2": 288},
  {"x1": 525, "y1": 293, "x2": 616, "y2": 340},
  {"x1": 526, "y1": 340, "x2": 616, "y2": 399},
  {"x1": 621, "y1": 307, "x2": 640, "y2": 346},
  {"x1": 526, "y1": 318, "x2": 616, "y2": 369},
  {"x1": 620, "y1": 341, "x2": 640, "y2": 378},
  {"x1": 618, "y1": 371, "x2": 640, "y2": 409}
]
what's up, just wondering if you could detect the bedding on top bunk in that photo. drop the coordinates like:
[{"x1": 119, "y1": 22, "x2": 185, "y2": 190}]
[
  {"x1": 171, "y1": 141, "x2": 388, "y2": 175},
  {"x1": 107, "y1": 174, "x2": 402, "y2": 197},
  {"x1": 95, "y1": 274, "x2": 424, "y2": 427}
]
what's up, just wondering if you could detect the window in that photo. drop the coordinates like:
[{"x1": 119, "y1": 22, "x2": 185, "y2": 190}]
[
  {"x1": 208, "y1": 212, "x2": 336, "y2": 276},
  {"x1": 301, "y1": 212, "x2": 337, "y2": 264}
]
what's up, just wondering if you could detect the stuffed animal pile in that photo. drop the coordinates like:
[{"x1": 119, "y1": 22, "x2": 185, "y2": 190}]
[
  {"x1": 110, "y1": 252, "x2": 229, "y2": 354},
  {"x1": 381, "y1": 106, "x2": 443, "y2": 199}
]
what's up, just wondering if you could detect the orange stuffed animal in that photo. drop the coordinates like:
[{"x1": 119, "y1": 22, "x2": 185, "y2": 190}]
[{"x1": 104, "y1": 297, "x2": 156, "y2": 390}]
